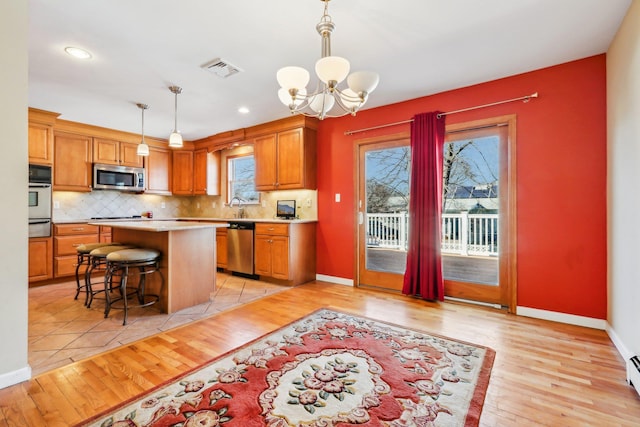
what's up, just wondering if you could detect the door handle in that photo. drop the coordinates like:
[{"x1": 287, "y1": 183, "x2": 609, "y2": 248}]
[{"x1": 358, "y1": 212, "x2": 364, "y2": 225}]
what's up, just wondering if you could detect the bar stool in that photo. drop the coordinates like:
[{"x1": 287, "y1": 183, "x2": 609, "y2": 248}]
[
  {"x1": 74, "y1": 242, "x2": 122, "y2": 306},
  {"x1": 85, "y1": 244, "x2": 136, "y2": 309},
  {"x1": 104, "y1": 248, "x2": 162, "y2": 325}
]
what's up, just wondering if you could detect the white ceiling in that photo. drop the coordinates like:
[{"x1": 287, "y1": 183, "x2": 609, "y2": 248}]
[{"x1": 28, "y1": 0, "x2": 631, "y2": 141}]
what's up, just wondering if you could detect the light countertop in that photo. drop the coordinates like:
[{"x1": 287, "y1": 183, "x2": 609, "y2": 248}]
[
  {"x1": 58, "y1": 217, "x2": 317, "y2": 224},
  {"x1": 88, "y1": 220, "x2": 229, "y2": 232}
]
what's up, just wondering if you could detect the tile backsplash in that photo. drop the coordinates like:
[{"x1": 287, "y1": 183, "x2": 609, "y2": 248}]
[{"x1": 52, "y1": 189, "x2": 318, "y2": 221}]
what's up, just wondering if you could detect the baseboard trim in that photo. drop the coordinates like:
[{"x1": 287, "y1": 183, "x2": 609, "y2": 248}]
[
  {"x1": 0, "y1": 365, "x2": 31, "y2": 390},
  {"x1": 516, "y1": 306, "x2": 607, "y2": 330},
  {"x1": 315, "y1": 274, "x2": 353, "y2": 286}
]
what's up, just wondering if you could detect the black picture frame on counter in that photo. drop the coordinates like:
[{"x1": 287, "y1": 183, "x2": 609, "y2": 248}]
[{"x1": 276, "y1": 200, "x2": 296, "y2": 219}]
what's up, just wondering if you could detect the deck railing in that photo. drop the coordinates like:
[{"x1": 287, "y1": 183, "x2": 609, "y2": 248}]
[{"x1": 366, "y1": 212, "x2": 499, "y2": 256}]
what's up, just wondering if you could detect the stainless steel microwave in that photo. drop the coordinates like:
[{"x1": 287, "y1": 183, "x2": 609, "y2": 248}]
[{"x1": 93, "y1": 164, "x2": 145, "y2": 192}]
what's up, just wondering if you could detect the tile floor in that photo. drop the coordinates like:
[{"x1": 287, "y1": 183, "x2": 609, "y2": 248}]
[{"x1": 28, "y1": 272, "x2": 287, "y2": 376}]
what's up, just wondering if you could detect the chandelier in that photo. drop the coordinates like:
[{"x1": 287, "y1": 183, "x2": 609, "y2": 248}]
[{"x1": 276, "y1": 0, "x2": 379, "y2": 119}]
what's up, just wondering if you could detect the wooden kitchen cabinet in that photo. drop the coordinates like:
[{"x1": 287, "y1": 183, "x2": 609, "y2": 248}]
[
  {"x1": 194, "y1": 149, "x2": 221, "y2": 195},
  {"x1": 254, "y1": 222, "x2": 316, "y2": 285},
  {"x1": 29, "y1": 237, "x2": 53, "y2": 283},
  {"x1": 28, "y1": 123, "x2": 54, "y2": 166},
  {"x1": 216, "y1": 227, "x2": 227, "y2": 269},
  {"x1": 28, "y1": 109, "x2": 59, "y2": 166},
  {"x1": 93, "y1": 138, "x2": 143, "y2": 167},
  {"x1": 53, "y1": 223, "x2": 100, "y2": 278},
  {"x1": 172, "y1": 150, "x2": 194, "y2": 195},
  {"x1": 253, "y1": 127, "x2": 317, "y2": 191},
  {"x1": 53, "y1": 132, "x2": 92, "y2": 192},
  {"x1": 99, "y1": 226, "x2": 112, "y2": 243},
  {"x1": 146, "y1": 145, "x2": 172, "y2": 195}
]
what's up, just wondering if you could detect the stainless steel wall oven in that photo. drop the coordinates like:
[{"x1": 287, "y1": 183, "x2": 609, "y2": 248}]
[{"x1": 28, "y1": 164, "x2": 52, "y2": 237}]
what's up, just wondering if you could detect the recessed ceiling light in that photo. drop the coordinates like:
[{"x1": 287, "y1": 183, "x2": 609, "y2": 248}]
[
  {"x1": 64, "y1": 46, "x2": 92, "y2": 59},
  {"x1": 238, "y1": 107, "x2": 250, "y2": 114}
]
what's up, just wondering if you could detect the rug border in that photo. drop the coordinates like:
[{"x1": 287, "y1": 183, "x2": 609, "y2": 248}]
[{"x1": 75, "y1": 307, "x2": 495, "y2": 426}]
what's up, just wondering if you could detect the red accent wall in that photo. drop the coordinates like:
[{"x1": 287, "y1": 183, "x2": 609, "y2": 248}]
[{"x1": 316, "y1": 54, "x2": 607, "y2": 319}]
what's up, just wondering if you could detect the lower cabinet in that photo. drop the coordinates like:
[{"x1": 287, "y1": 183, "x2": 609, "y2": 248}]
[
  {"x1": 254, "y1": 222, "x2": 316, "y2": 285},
  {"x1": 28, "y1": 237, "x2": 53, "y2": 282},
  {"x1": 216, "y1": 228, "x2": 228, "y2": 269},
  {"x1": 53, "y1": 223, "x2": 100, "y2": 278}
]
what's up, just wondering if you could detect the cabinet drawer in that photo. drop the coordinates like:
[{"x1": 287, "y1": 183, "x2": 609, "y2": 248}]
[
  {"x1": 54, "y1": 223, "x2": 100, "y2": 235},
  {"x1": 54, "y1": 255, "x2": 80, "y2": 277},
  {"x1": 54, "y1": 235, "x2": 100, "y2": 256},
  {"x1": 255, "y1": 223, "x2": 289, "y2": 236}
]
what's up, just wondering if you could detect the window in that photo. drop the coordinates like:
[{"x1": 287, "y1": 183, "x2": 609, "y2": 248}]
[{"x1": 227, "y1": 154, "x2": 259, "y2": 204}]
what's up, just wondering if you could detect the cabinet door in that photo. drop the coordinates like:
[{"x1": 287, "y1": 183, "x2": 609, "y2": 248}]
[
  {"x1": 92, "y1": 138, "x2": 119, "y2": 165},
  {"x1": 172, "y1": 150, "x2": 194, "y2": 195},
  {"x1": 120, "y1": 142, "x2": 144, "y2": 167},
  {"x1": 28, "y1": 123, "x2": 53, "y2": 165},
  {"x1": 28, "y1": 237, "x2": 53, "y2": 282},
  {"x1": 276, "y1": 128, "x2": 304, "y2": 189},
  {"x1": 216, "y1": 229, "x2": 228, "y2": 268},
  {"x1": 53, "y1": 132, "x2": 92, "y2": 191},
  {"x1": 254, "y1": 133, "x2": 278, "y2": 190},
  {"x1": 194, "y1": 149, "x2": 221, "y2": 196},
  {"x1": 254, "y1": 234, "x2": 273, "y2": 276},
  {"x1": 270, "y1": 236, "x2": 290, "y2": 279},
  {"x1": 146, "y1": 146, "x2": 172, "y2": 194}
]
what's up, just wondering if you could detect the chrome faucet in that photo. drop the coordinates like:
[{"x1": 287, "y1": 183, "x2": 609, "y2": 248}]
[{"x1": 229, "y1": 196, "x2": 245, "y2": 218}]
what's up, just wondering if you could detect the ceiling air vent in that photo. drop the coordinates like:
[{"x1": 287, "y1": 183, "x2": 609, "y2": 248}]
[{"x1": 202, "y1": 58, "x2": 242, "y2": 78}]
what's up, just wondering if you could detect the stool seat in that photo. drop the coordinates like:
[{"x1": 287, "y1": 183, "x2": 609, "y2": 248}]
[
  {"x1": 77, "y1": 242, "x2": 121, "y2": 254},
  {"x1": 106, "y1": 248, "x2": 161, "y2": 263},
  {"x1": 89, "y1": 244, "x2": 136, "y2": 257}
]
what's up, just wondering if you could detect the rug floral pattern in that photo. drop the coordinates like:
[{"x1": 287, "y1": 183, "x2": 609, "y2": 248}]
[{"x1": 83, "y1": 309, "x2": 494, "y2": 427}]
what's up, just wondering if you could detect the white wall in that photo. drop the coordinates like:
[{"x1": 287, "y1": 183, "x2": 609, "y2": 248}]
[
  {"x1": 0, "y1": 2, "x2": 30, "y2": 387},
  {"x1": 607, "y1": 1, "x2": 640, "y2": 360}
]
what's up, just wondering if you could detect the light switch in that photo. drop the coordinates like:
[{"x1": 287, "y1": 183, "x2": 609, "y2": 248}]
[
  {"x1": 53, "y1": 201, "x2": 60, "y2": 209},
  {"x1": 335, "y1": 193, "x2": 341, "y2": 202}
]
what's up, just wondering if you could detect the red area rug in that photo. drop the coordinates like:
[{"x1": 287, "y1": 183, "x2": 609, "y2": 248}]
[{"x1": 79, "y1": 309, "x2": 494, "y2": 426}]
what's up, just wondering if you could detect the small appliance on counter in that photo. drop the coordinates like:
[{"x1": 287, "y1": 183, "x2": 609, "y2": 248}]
[{"x1": 28, "y1": 164, "x2": 52, "y2": 238}]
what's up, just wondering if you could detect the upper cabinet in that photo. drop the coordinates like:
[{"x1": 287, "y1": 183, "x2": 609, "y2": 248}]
[
  {"x1": 146, "y1": 145, "x2": 172, "y2": 195},
  {"x1": 172, "y1": 149, "x2": 221, "y2": 196},
  {"x1": 93, "y1": 138, "x2": 143, "y2": 167},
  {"x1": 194, "y1": 149, "x2": 221, "y2": 196},
  {"x1": 28, "y1": 109, "x2": 60, "y2": 166},
  {"x1": 172, "y1": 150, "x2": 194, "y2": 195},
  {"x1": 53, "y1": 132, "x2": 92, "y2": 192},
  {"x1": 253, "y1": 126, "x2": 317, "y2": 191}
]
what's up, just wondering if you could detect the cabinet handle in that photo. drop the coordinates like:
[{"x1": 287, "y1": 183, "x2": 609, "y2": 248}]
[
  {"x1": 268, "y1": 228, "x2": 275, "y2": 231},
  {"x1": 72, "y1": 243, "x2": 80, "y2": 247},
  {"x1": 72, "y1": 228, "x2": 85, "y2": 231}
]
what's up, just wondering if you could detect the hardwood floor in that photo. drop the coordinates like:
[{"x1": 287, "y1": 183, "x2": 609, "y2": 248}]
[{"x1": 1, "y1": 281, "x2": 639, "y2": 426}]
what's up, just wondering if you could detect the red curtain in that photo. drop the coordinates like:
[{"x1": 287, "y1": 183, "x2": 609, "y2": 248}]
[{"x1": 402, "y1": 112, "x2": 445, "y2": 301}]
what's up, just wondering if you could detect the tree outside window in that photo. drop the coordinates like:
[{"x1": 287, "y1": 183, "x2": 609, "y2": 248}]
[{"x1": 227, "y1": 154, "x2": 259, "y2": 204}]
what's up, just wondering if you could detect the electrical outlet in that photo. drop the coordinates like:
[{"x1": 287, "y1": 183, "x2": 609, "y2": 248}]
[
  {"x1": 161, "y1": 202, "x2": 166, "y2": 209},
  {"x1": 196, "y1": 202, "x2": 200, "y2": 209},
  {"x1": 53, "y1": 201, "x2": 60, "y2": 209},
  {"x1": 306, "y1": 198, "x2": 312, "y2": 207},
  {"x1": 212, "y1": 201, "x2": 217, "y2": 208},
  {"x1": 335, "y1": 193, "x2": 341, "y2": 202},
  {"x1": 261, "y1": 200, "x2": 266, "y2": 208}
]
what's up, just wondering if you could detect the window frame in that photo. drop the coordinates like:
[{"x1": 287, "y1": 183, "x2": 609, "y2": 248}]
[{"x1": 226, "y1": 153, "x2": 259, "y2": 205}]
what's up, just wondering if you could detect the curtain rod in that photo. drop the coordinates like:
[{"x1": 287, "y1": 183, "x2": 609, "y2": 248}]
[{"x1": 344, "y1": 92, "x2": 538, "y2": 136}]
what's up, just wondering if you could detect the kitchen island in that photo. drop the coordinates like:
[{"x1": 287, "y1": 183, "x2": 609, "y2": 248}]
[{"x1": 90, "y1": 220, "x2": 228, "y2": 314}]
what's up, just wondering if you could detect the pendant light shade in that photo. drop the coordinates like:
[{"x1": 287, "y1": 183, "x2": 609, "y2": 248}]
[
  {"x1": 136, "y1": 103, "x2": 149, "y2": 156},
  {"x1": 168, "y1": 86, "x2": 183, "y2": 148}
]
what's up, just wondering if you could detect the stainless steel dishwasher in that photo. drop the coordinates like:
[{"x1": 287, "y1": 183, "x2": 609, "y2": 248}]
[{"x1": 226, "y1": 221, "x2": 256, "y2": 277}]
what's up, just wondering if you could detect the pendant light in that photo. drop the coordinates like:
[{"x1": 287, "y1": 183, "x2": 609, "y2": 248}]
[
  {"x1": 136, "y1": 103, "x2": 150, "y2": 156},
  {"x1": 276, "y1": 0, "x2": 379, "y2": 119},
  {"x1": 168, "y1": 86, "x2": 183, "y2": 148}
]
